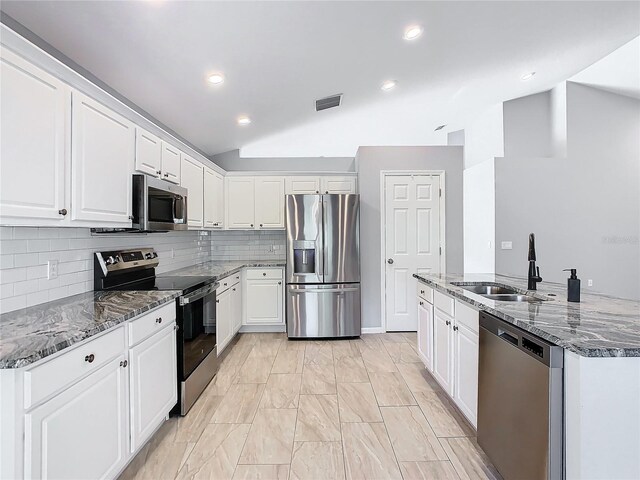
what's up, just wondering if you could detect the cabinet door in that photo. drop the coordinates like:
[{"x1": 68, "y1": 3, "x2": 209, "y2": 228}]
[
  {"x1": 433, "y1": 309, "x2": 454, "y2": 396},
  {"x1": 216, "y1": 289, "x2": 233, "y2": 355},
  {"x1": 285, "y1": 176, "x2": 320, "y2": 194},
  {"x1": 226, "y1": 177, "x2": 255, "y2": 229},
  {"x1": 255, "y1": 176, "x2": 285, "y2": 229},
  {"x1": 161, "y1": 143, "x2": 181, "y2": 184},
  {"x1": 245, "y1": 279, "x2": 283, "y2": 324},
  {"x1": 181, "y1": 155, "x2": 204, "y2": 228},
  {"x1": 25, "y1": 357, "x2": 128, "y2": 480},
  {"x1": 0, "y1": 48, "x2": 69, "y2": 222},
  {"x1": 71, "y1": 91, "x2": 134, "y2": 225},
  {"x1": 135, "y1": 128, "x2": 162, "y2": 177},
  {"x1": 231, "y1": 283, "x2": 242, "y2": 334},
  {"x1": 204, "y1": 168, "x2": 224, "y2": 228},
  {"x1": 320, "y1": 176, "x2": 357, "y2": 194},
  {"x1": 454, "y1": 323, "x2": 479, "y2": 428},
  {"x1": 129, "y1": 324, "x2": 177, "y2": 452},
  {"x1": 417, "y1": 299, "x2": 434, "y2": 372},
  {"x1": 213, "y1": 171, "x2": 224, "y2": 228}
]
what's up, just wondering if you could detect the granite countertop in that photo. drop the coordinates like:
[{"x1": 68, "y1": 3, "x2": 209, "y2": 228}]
[
  {"x1": 161, "y1": 259, "x2": 286, "y2": 279},
  {"x1": 414, "y1": 273, "x2": 640, "y2": 358},
  {"x1": 0, "y1": 290, "x2": 180, "y2": 369}
]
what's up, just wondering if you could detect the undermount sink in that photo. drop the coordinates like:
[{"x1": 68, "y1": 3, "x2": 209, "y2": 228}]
[
  {"x1": 458, "y1": 284, "x2": 519, "y2": 295},
  {"x1": 452, "y1": 282, "x2": 547, "y2": 303}
]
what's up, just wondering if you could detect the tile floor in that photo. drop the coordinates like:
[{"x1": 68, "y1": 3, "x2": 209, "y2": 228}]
[{"x1": 119, "y1": 332, "x2": 502, "y2": 480}]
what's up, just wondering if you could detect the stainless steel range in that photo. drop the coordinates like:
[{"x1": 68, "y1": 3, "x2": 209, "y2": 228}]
[{"x1": 94, "y1": 248, "x2": 218, "y2": 415}]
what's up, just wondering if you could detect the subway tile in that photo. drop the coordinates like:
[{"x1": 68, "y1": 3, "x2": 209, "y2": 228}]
[
  {"x1": 50, "y1": 239, "x2": 70, "y2": 251},
  {"x1": 13, "y1": 279, "x2": 41, "y2": 296},
  {"x1": 0, "y1": 267, "x2": 27, "y2": 284},
  {"x1": 38, "y1": 227, "x2": 60, "y2": 239},
  {"x1": 0, "y1": 284, "x2": 14, "y2": 299},
  {"x1": 0, "y1": 255, "x2": 14, "y2": 269},
  {"x1": 26, "y1": 290, "x2": 49, "y2": 307},
  {"x1": 13, "y1": 253, "x2": 40, "y2": 268},
  {"x1": 1, "y1": 240, "x2": 28, "y2": 255},
  {"x1": 26, "y1": 265, "x2": 48, "y2": 280},
  {"x1": 27, "y1": 239, "x2": 50, "y2": 253},
  {"x1": 13, "y1": 227, "x2": 37, "y2": 240},
  {"x1": 0, "y1": 295, "x2": 26, "y2": 314}
]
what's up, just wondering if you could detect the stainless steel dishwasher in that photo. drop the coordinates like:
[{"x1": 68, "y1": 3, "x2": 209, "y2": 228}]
[{"x1": 478, "y1": 311, "x2": 564, "y2": 480}]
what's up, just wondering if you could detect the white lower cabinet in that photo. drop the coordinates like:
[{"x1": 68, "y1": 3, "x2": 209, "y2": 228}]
[
  {"x1": 129, "y1": 324, "x2": 177, "y2": 452},
  {"x1": 25, "y1": 356, "x2": 129, "y2": 480},
  {"x1": 216, "y1": 274, "x2": 242, "y2": 355},
  {"x1": 231, "y1": 283, "x2": 242, "y2": 334},
  {"x1": 244, "y1": 269, "x2": 284, "y2": 326},
  {"x1": 2, "y1": 304, "x2": 178, "y2": 480},
  {"x1": 417, "y1": 285, "x2": 479, "y2": 428}
]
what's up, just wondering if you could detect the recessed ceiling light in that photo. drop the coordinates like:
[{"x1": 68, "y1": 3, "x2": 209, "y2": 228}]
[
  {"x1": 207, "y1": 73, "x2": 225, "y2": 85},
  {"x1": 403, "y1": 25, "x2": 423, "y2": 41},
  {"x1": 237, "y1": 116, "x2": 251, "y2": 126},
  {"x1": 381, "y1": 80, "x2": 397, "y2": 91},
  {"x1": 521, "y1": 72, "x2": 536, "y2": 81}
]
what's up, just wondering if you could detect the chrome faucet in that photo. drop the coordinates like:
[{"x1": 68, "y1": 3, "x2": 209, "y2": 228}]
[{"x1": 527, "y1": 233, "x2": 542, "y2": 290}]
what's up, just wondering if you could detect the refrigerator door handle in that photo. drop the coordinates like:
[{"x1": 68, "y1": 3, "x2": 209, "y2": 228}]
[
  {"x1": 317, "y1": 196, "x2": 325, "y2": 278},
  {"x1": 288, "y1": 286, "x2": 360, "y2": 294}
]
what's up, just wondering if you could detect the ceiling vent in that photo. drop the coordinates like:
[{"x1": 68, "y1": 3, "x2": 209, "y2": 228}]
[
  {"x1": 316, "y1": 94, "x2": 343, "y2": 112},
  {"x1": 434, "y1": 124, "x2": 447, "y2": 131}
]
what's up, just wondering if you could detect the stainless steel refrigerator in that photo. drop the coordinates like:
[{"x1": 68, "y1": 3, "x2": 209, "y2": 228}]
[{"x1": 285, "y1": 194, "x2": 361, "y2": 338}]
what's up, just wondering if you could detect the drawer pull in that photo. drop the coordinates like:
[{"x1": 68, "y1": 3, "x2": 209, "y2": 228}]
[
  {"x1": 120, "y1": 360, "x2": 128, "y2": 368},
  {"x1": 278, "y1": 281, "x2": 282, "y2": 285},
  {"x1": 263, "y1": 272, "x2": 267, "y2": 276},
  {"x1": 58, "y1": 208, "x2": 68, "y2": 216},
  {"x1": 445, "y1": 320, "x2": 451, "y2": 326},
  {"x1": 420, "y1": 290, "x2": 425, "y2": 294},
  {"x1": 224, "y1": 282, "x2": 228, "y2": 286},
  {"x1": 453, "y1": 325, "x2": 459, "y2": 331},
  {"x1": 232, "y1": 288, "x2": 236, "y2": 291},
  {"x1": 419, "y1": 301, "x2": 424, "y2": 306},
  {"x1": 84, "y1": 354, "x2": 95, "y2": 363},
  {"x1": 156, "y1": 317, "x2": 163, "y2": 324}
]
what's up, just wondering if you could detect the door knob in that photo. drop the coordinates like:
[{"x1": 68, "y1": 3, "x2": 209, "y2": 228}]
[{"x1": 387, "y1": 258, "x2": 394, "y2": 265}]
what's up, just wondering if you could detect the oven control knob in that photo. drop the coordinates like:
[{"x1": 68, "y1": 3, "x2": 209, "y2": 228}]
[
  {"x1": 105, "y1": 256, "x2": 118, "y2": 265},
  {"x1": 145, "y1": 252, "x2": 153, "y2": 260}
]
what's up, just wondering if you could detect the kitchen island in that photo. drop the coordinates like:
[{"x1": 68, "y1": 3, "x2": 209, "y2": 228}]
[{"x1": 414, "y1": 273, "x2": 640, "y2": 480}]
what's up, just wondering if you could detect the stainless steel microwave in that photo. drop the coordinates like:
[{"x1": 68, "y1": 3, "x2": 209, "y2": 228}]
[{"x1": 132, "y1": 174, "x2": 188, "y2": 231}]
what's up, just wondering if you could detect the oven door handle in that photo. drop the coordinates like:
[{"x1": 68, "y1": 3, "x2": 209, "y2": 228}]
[{"x1": 179, "y1": 282, "x2": 218, "y2": 306}]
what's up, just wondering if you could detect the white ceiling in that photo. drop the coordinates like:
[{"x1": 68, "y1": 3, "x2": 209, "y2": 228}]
[{"x1": 1, "y1": 1, "x2": 638, "y2": 157}]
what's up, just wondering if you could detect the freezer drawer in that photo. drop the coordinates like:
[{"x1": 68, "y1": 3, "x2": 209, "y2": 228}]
[{"x1": 286, "y1": 284, "x2": 361, "y2": 338}]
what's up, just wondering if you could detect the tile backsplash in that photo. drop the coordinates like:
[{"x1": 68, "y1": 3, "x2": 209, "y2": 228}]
[{"x1": 0, "y1": 226, "x2": 285, "y2": 314}]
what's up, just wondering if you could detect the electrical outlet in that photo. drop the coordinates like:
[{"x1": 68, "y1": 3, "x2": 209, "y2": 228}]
[
  {"x1": 47, "y1": 260, "x2": 58, "y2": 280},
  {"x1": 588, "y1": 279, "x2": 593, "y2": 287},
  {"x1": 501, "y1": 241, "x2": 513, "y2": 250}
]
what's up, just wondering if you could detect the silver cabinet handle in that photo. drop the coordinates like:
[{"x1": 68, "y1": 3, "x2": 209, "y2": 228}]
[
  {"x1": 58, "y1": 208, "x2": 68, "y2": 216},
  {"x1": 387, "y1": 258, "x2": 394, "y2": 265}
]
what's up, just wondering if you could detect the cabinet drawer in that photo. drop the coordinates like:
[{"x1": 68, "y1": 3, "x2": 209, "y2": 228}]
[
  {"x1": 128, "y1": 302, "x2": 176, "y2": 347},
  {"x1": 417, "y1": 283, "x2": 433, "y2": 303},
  {"x1": 217, "y1": 273, "x2": 241, "y2": 294},
  {"x1": 24, "y1": 326, "x2": 125, "y2": 409},
  {"x1": 434, "y1": 291, "x2": 455, "y2": 317},
  {"x1": 245, "y1": 268, "x2": 283, "y2": 280},
  {"x1": 455, "y1": 300, "x2": 479, "y2": 334}
]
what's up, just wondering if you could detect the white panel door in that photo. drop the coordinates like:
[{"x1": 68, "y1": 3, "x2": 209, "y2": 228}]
[
  {"x1": 417, "y1": 299, "x2": 434, "y2": 371},
  {"x1": 181, "y1": 155, "x2": 204, "y2": 228},
  {"x1": 320, "y1": 176, "x2": 357, "y2": 194},
  {"x1": 204, "y1": 168, "x2": 224, "y2": 228},
  {"x1": 0, "y1": 48, "x2": 69, "y2": 223},
  {"x1": 226, "y1": 177, "x2": 255, "y2": 229},
  {"x1": 384, "y1": 175, "x2": 441, "y2": 331},
  {"x1": 25, "y1": 357, "x2": 128, "y2": 480},
  {"x1": 255, "y1": 176, "x2": 285, "y2": 229},
  {"x1": 285, "y1": 176, "x2": 320, "y2": 194},
  {"x1": 71, "y1": 91, "x2": 134, "y2": 225},
  {"x1": 135, "y1": 128, "x2": 162, "y2": 177},
  {"x1": 245, "y1": 279, "x2": 283, "y2": 324},
  {"x1": 161, "y1": 143, "x2": 181, "y2": 184},
  {"x1": 454, "y1": 323, "x2": 479, "y2": 428},
  {"x1": 216, "y1": 289, "x2": 233, "y2": 355},
  {"x1": 129, "y1": 324, "x2": 177, "y2": 452},
  {"x1": 231, "y1": 283, "x2": 242, "y2": 334},
  {"x1": 433, "y1": 308, "x2": 454, "y2": 396}
]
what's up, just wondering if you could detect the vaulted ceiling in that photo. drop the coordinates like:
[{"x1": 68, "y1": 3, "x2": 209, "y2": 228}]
[{"x1": 2, "y1": 1, "x2": 638, "y2": 157}]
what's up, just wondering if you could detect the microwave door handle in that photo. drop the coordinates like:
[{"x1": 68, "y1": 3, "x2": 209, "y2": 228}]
[{"x1": 172, "y1": 197, "x2": 178, "y2": 223}]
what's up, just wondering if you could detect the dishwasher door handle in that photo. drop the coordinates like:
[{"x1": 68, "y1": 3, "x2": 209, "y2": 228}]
[{"x1": 498, "y1": 328, "x2": 518, "y2": 346}]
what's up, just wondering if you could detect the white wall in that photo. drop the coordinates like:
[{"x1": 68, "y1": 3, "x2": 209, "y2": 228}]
[
  {"x1": 463, "y1": 103, "x2": 504, "y2": 169},
  {"x1": 495, "y1": 82, "x2": 640, "y2": 299},
  {"x1": 212, "y1": 149, "x2": 355, "y2": 172},
  {"x1": 355, "y1": 146, "x2": 464, "y2": 329},
  {"x1": 0, "y1": 227, "x2": 285, "y2": 314},
  {"x1": 503, "y1": 91, "x2": 552, "y2": 158},
  {"x1": 464, "y1": 159, "x2": 495, "y2": 273}
]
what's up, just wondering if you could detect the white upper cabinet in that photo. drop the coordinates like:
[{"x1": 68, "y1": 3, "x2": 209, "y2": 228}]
[
  {"x1": 255, "y1": 176, "x2": 285, "y2": 229},
  {"x1": 161, "y1": 143, "x2": 181, "y2": 184},
  {"x1": 134, "y1": 128, "x2": 162, "y2": 177},
  {"x1": 321, "y1": 176, "x2": 357, "y2": 194},
  {"x1": 180, "y1": 155, "x2": 204, "y2": 228},
  {"x1": 285, "y1": 176, "x2": 320, "y2": 194},
  {"x1": 204, "y1": 167, "x2": 224, "y2": 228},
  {"x1": 0, "y1": 48, "x2": 70, "y2": 223},
  {"x1": 226, "y1": 177, "x2": 255, "y2": 229},
  {"x1": 71, "y1": 91, "x2": 134, "y2": 225}
]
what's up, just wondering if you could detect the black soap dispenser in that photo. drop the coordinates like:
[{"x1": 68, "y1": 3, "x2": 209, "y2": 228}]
[{"x1": 563, "y1": 269, "x2": 581, "y2": 303}]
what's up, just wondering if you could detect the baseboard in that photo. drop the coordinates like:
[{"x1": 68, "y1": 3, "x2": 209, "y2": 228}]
[
  {"x1": 361, "y1": 327, "x2": 384, "y2": 334},
  {"x1": 239, "y1": 324, "x2": 286, "y2": 333}
]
